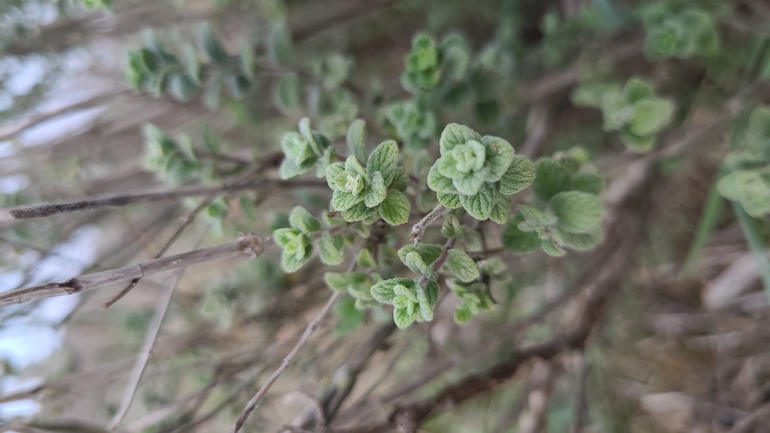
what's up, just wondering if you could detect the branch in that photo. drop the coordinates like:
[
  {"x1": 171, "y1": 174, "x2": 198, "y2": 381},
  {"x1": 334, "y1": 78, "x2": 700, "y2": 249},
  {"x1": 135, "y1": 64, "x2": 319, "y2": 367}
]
[
  {"x1": 106, "y1": 270, "x2": 183, "y2": 432},
  {"x1": 0, "y1": 235, "x2": 271, "y2": 307},
  {"x1": 408, "y1": 204, "x2": 446, "y2": 246},
  {"x1": 0, "y1": 179, "x2": 325, "y2": 222},
  {"x1": 230, "y1": 291, "x2": 343, "y2": 433}
]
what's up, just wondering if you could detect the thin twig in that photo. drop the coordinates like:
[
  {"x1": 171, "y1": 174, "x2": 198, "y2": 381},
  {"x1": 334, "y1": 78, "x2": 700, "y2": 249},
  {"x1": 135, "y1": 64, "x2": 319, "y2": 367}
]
[
  {"x1": 106, "y1": 269, "x2": 183, "y2": 432},
  {"x1": 408, "y1": 204, "x2": 446, "y2": 246},
  {"x1": 230, "y1": 290, "x2": 343, "y2": 433},
  {"x1": 0, "y1": 235, "x2": 271, "y2": 307}
]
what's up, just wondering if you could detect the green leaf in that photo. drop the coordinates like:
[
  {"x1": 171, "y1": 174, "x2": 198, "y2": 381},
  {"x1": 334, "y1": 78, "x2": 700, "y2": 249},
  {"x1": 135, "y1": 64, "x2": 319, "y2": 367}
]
[
  {"x1": 446, "y1": 249, "x2": 479, "y2": 282},
  {"x1": 289, "y1": 206, "x2": 322, "y2": 234},
  {"x1": 332, "y1": 190, "x2": 365, "y2": 211},
  {"x1": 424, "y1": 280, "x2": 440, "y2": 311},
  {"x1": 365, "y1": 171, "x2": 387, "y2": 207},
  {"x1": 477, "y1": 257, "x2": 505, "y2": 275},
  {"x1": 437, "y1": 192, "x2": 462, "y2": 209},
  {"x1": 501, "y1": 214, "x2": 541, "y2": 254},
  {"x1": 324, "y1": 272, "x2": 370, "y2": 291},
  {"x1": 394, "y1": 307, "x2": 417, "y2": 328},
  {"x1": 570, "y1": 172, "x2": 604, "y2": 195},
  {"x1": 167, "y1": 74, "x2": 198, "y2": 102},
  {"x1": 499, "y1": 156, "x2": 535, "y2": 195},
  {"x1": 379, "y1": 190, "x2": 410, "y2": 225},
  {"x1": 357, "y1": 248, "x2": 377, "y2": 269},
  {"x1": 334, "y1": 297, "x2": 365, "y2": 334},
  {"x1": 267, "y1": 22, "x2": 293, "y2": 65},
  {"x1": 459, "y1": 182, "x2": 497, "y2": 220},
  {"x1": 198, "y1": 24, "x2": 229, "y2": 65},
  {"x1": 549, "y1": 191, "x2": 603, "y2": 233},
  {"x1": 441, "y1": 215, "x2": 464, "y2": 239},
  {"x1": 274, "y1": 73, "x2": 300, "y2": 114},
  {"x1": 282, "y1": 243, "x2": 312, "y2": 272},
  {"x1": 371, "y1": 278, "x2": 415, "y2": 303},
  {"x1": 552, "y1": 226, "x2": 602, "y2": 251},
  {"x1": 619, "y1": 129, "x2": 656, "y2": 153},
  {"x1": 489, "y1": 194, "x2": 511, "y2": 224},
  {"x1": 532, "y1": 158, "x2": 571, "y2": 201},
  {"x1": 481, "y1": 135, "x2": 515, "y2": 181},
  {"x1": 273, "y1": 228, "x2": 299, "y2": 247},
  {"x1": 541, "y1": 238, "x2": 565, "y2": 257},
  {"x1": 398, "y1": 244, "x2": 443, "y2": 265},
  {"x1": 279, "y1": 158, "x2": 307, "y2": 180},
  {"x1": 342, "y1": 200, "x2": 379, "y2": 222},
  {"x1": 345, "y1": 155, "x2": 367, "y2": 178},
  {"x1": 622, "y1": 77, "x2": 654, "y2": 103},
  {"x1": 346, "y1": 119, "x2": 367, "y2": 162},
  {"x1": 427, "y1": 163, "x2": 458, "y2": 194},
  {"x1": 318, "y1": 231, "x2": 344, "y2": 265},
  {"x1": 403, "y1": 251, "x2": 437, "y2": 280},
  {"x1": 239, "y1": 40, "x2": 256, "y2": 80},
  {"x1": 440, "y1": 123, "x2": 481, "y2": 154},
  {"x1": 629, "y1": 97, "x2": 674, "y2": 136},
  {"x1": 454, "y1": 306, "x2": 473, "y2": 324},
  {"x1": 367, "y1": 140, "x2": 399, "y2": 186},
  {"x1": 413, "y1": 284, "x2": 435, "y2": 321}
]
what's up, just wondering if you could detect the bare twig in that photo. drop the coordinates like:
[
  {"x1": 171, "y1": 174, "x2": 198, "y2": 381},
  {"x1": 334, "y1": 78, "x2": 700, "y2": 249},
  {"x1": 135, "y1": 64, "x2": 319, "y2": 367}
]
[
  {"x1": 569, "y1": 353, "x2": 590, "y2": 433},
  {"x1": 0, "y1": 235, "x2": 271, "y2": 307},
  {"x1": 517, "y1": 361, "x2": 557, "y2": 433},
  {"x1": 106, "y1": 269, "x2": 183, "y2": 432},
  {"x1": 408, "y1": 204, "x2": 446, "y2": 246},
  {"x1": 230, "y1": 291, "x2": 342, "y2": 433}
]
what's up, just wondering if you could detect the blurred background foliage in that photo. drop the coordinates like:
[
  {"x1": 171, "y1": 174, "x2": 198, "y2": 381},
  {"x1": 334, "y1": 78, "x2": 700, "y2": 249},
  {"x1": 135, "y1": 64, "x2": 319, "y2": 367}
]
[{"x1": 1, "y1": 0, "x2": 770, "y2": 432}]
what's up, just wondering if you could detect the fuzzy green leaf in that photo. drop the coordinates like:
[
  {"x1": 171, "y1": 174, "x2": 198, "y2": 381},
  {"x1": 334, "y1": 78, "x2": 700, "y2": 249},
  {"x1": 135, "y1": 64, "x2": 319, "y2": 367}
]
[
  {"x1": 379, "y1": 190, "x2": 410, "y2": 225},
  {"x1": 532, "y1": 158, "x2": 571, "y2": 201},
  {"x1": 371, "y1": 278, "x2": 415, "y2": 303},
  {"x1": 347, "y1": 119, "x2": 367, "y2": 162},
  {"x1": 502, "y1": 214, "x2": 541, "y2": 254},
  {"x1": 273, "y1": 228, "x2": 299, "y2": 248},
  {"x1": 459, "y1": 182, "x2": 497, "y2": 220},
  {"x1": 398, "y1": 244, "x2": 443, "y2": 266},
  {"x1": 342, "y1": 200, "x2": 379, "y2": 222},
  {"x1": 437, "y1": 192, "x2": 462, "y2": 209},
  {"x1": 274, "y1": 73, "x2": 300, "y2": 114},
  {"x1": 541, "y1": 238, "x2": 565, "y2": 257},
  {"x1": 441, "y1": 215, "x2": 464, "y2": 239},
  {"x1": 446, "y1": 249, "x2": 479, "y2": 283},
  {"x1": 404, "y1": 251, "x2": 437, "y2": 280},
  {"x1": 357, "y1": 248, "x2": 377, "y2": 269},
  {"x1": 489, "y1": 194, "x2": 512, "y2": 224},
  {"x1": 481, "y1": 135, "x2": 515, "y2": 181},
  {"x1": 365, "y1": 171, "x2": 387, "y2": 207},
  {"x1": 500, "y1": 156, "x2": 536, "y2": 195},
  {"x1": 332, "y1": 190, "x2": 364, "y2": 211},
  {"x1": 427, "y1": 163, "x2": 459, "y2": 194},
  {"x1": 324, "y1": 272, "x2": 370, "y2": 292},
  {"x1": 281, "y1": 243, "x2": 312, "y2": 273},
  {"x1": 393, "y1": 307, "x2": 417, "y2": 328},
  {"x1": 549, "y1": 191, "x2": 603, "y2": 233},
  {"x1": 413, "y1": 284, "x2": 435, "y2": 321},
  {"x1": 629, "y1": 97, "x2": 674, "y2": 137},
  {"x1": 553, "y1": 226, "x2": 602, "y2": 251},
  {"x1": 367, "y1": 140, "x2": 399, "y2": 186},
  {"x1": 318, "y1": 231, "x2": 344, "y2": 265},
  {"x1": 440, "y1": 123, "x2": 481, "y2": 154},
  {"x1": 570, "y1": 172, "x2": 604, "y2": 195},
  {"x1": 289, "y1": 206, "x2": 322, "y2": 233}
]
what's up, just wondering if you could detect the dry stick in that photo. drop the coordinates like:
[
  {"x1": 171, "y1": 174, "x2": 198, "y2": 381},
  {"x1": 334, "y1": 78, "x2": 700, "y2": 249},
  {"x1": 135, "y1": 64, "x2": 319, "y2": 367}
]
[
  {"x1": 568, "y1": 353, "x2": 590, "y2": 433},
  {"x1": 106, "y1": 269, "x2": 183, "y2": 432},
  {"x1": 0, "y1": 235, "x2": 271, "y2": 307},
  {"x1": 408, "y1": 204, "x2": 446, "y2": 246},
  {"x1": 516, "y1": 361, "x2": 557, "y2": 433},
  {"x1": 232, "y1": 255, "x2": 359, "y2": 433},
  {"x1": 230, "y1": 290, "x2": 343, "y2": 433}
]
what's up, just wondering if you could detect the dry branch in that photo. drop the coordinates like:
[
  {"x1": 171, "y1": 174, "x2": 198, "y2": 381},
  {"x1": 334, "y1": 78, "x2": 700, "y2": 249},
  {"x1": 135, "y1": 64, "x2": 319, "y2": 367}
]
[{"x1": 0, "y1": 235, "x2": 271, "y2": 307}]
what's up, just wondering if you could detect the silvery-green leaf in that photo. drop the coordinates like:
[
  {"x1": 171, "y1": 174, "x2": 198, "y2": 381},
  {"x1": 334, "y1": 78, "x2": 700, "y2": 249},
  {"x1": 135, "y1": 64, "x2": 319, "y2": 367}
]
[
  {"x1": 379, "y1": 190, "x2": 410, "y2": 226},
  {"x1": 279, "y1": 158, "x2": 308, "y2": 180},
  {"x1": 289, "y1": 206, "x2": 322, "y2": 233},
  {"x1": 267, "y1": 22, "x2": 293, "y2": 65},
  {"x1": 346, "y1": 119, "x2": 367, "y2": 162},
  {"x1": 619, "y1": 129, "x2": 656, "y2": 153},
  {"x1": 531, "y1": 157, "x2": 571, "y2": 201},
  {"x1": 570, "y1": 172, "x2": 604, "y2": 195},
  {"x1": 424, "y1": 280, "x2": 440, "y2": 310},
  {"x1": 274, "y1": 72, "x2": 300, "y2": 114},
  {"x1": 345, "y1": 155, "x2": 367, "y2": 178},
  {"x1": 459, "y1": 182, "x2": 497, "y2": 220},
  {"x1": 549, "y1": 191, "x2": 603, "y2": 233},
  {"x1": 438, "y1": 192, "x2": 461, "y2": 209},
  {"x1": 393, "y1": 307, "x2": 417, "y2": 328},
  {"x1": 198, "y1": 23, "x2": 229, "y2": 65},
  {"x1": 437, "y1": 155, "x2": 464, "y2": 179},
  {"x1": 324, "y1": 272, "x2": 370, "y2": 291},
  {"x1": 398, "y1": 244, "x2": 443, "y2": 265},
  {"x1": 621, "y1": 76, "x2": 654, "y2": 103},
  {"x1": 413, "y1": 284, "x2": 434, "y2": 321},
  {"x1": 481, "y1": 135, "x2": 515, "y2": 182},
  {"x1": 390, "y1": 167, "x2": 409, "y2": 192},
  {"x1": 454, "y1": 306, "x2": 473, "y2": 324},
  {"x1": 477, "y1": 257, "x2": 505, "y2": 275},
  {"x1": 318, "y1": 231, "x2": 344, "y2": 265},
  {"x1": 501, "y1": 214, "x2": 541, "y2": 254},
  {"x1": 364, "y1": 171, "x2": 387, "y2": 207},
  {"x1": 446, "y1": 249, "x2": 479, "y2": 282},
  {"x1": 342, "y1": 200, "x2": 378, "y2": 222},
  {"x1": 519, "y1": 205, "x2": 557, "y2": 226},
  {"x1": 403, "y1": 251, "x2": 437, "y2": 280},
  {"x1": 367, "y1": 140, "x2": 399, "y2": 186},
  {"x1": 441, "y1": 214, "x2": 464, "y2": 239},
  {"x1": 273, "y1": 228, "x2": 299, "y2": 247},
  {"x1": 439, "y1": 123, "x2": 481, "y2": 154},
  {"x1": 500, "y1": 156, "x2": 535, "y2": 195},
  {"x1": 282, "y1": 243, "x2": 312, "y2": 272},
  {"x1": 427, "y1": 163, "x2": 458, "y2": 194},
  {"x1": 453, "y1": 168, "x2": 489, "y2": 196},
  {"x1": 552, "y1": 226, "x2": 602, "y2": 251},
  {"x1": 325, "y1": 163, "x2": 346, "y2": 189},
  {"x1": 332, "y1": 190, "x2": 364, "y2": 211},
  {"x1": 371, "y1": 278, "x2": 415, "y2": 303},
  {"x1": 629, "y1": 97, "x2": 674, "y2": 136},
  {"x1": 541, "y1": 238, "x2": 565, "y2": 257},
  {"x1": 489, "y1": 193, "x2": 512, "y2": 224},
  {"x1": 357, "y1": 248, "x2": 377, "y2": 269}
]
